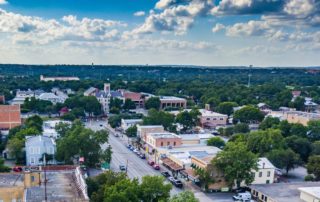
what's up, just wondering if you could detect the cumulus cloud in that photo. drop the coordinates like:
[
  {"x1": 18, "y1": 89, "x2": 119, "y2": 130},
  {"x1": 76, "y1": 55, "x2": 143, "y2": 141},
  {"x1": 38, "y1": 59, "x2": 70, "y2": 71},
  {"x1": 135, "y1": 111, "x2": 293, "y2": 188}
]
[
  {"x1": 212, "y1": 23, "x2": 225, "y2": 33},
  {"x1": 131, "y1": 0, "x2": 213, "y2": 35},
  {"x1": 284, "y1": 0, "x2": 314, "y2": 16},
  {"x1": 134, "y1": 11, "x2": 146, "y2": 17},
  {"x1": 0, "y1": 0, "x2": 8, "y2": 5}
]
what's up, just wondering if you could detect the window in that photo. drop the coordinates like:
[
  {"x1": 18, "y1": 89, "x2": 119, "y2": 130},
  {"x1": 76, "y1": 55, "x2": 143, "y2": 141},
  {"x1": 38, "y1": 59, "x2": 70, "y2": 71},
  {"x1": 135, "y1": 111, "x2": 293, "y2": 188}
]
[
  {"x1": 267, "y1": 171, "x2": 271, "y2": 177},
  {"x1": 264, "y1": 196, "x2": 268, "y2": 202},
  {"x1": 213, "y1": 118, "x2": 216, "y2": 120},
  {"x1": 220, "y1": 118, "x2": 224, "y2": 120},
  {"x1": 206, "y1": 118, "x2": 210, "y2": 121},
  {"x1": 173, "y1": 142, "x2": 176, "y2": 146},
  {"x1": 167, "y1": 142, "x2": 170, "y2": 146},
  {"x1": 261, "y1": 195, "x2": 265, "y2": 200},
  {"x1": 259, "y1": 172, "x2": 262, "y2": 177},
  {"x1": 30, "y1": 147, "x2": 34, "y2": 154},
  {"x1": 31, "y1": 176, "x2": 35, "y2": 182},
  {"x1": 266, "y1": 180, "x2": 270, "y2": 184},
  {"x1": 161, "y1": 142, "x2": 163, "y2": 147},
  {"x1": 30, "y1": 157, "x2": 35, "y2": 164}
]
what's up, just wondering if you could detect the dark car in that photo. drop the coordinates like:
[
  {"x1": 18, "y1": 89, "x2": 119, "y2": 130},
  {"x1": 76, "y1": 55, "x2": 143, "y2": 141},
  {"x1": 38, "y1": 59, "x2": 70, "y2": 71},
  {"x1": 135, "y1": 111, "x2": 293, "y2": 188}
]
[
  {"x1": 139, "y1": 153, "x2": 146, "y2": 159},
  {"x1": 161, "y1": 171, "x2": 171, "y2": 178},
  {"x1": 168, "y1": 177, "x2": 183, "y2": 188},
  {"x1": 119, "y1": 165, "x2": 126, "y2": 171},
  {"x1": 233, "y1": 187, "x2": 251, "y2": 194}
]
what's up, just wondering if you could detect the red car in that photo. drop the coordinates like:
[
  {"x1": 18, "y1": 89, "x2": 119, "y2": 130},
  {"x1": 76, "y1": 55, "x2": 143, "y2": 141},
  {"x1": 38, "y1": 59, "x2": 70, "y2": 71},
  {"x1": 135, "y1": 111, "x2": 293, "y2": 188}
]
[
  {"x1": 13, "y1": 166, "x2": 23, "y2": 172},
  {"x1": 153, "y1": 164, "x2": 160, "y2": 170},
  {"x1": 148, "y1": 160, "x2": 155, "y2": 166}
]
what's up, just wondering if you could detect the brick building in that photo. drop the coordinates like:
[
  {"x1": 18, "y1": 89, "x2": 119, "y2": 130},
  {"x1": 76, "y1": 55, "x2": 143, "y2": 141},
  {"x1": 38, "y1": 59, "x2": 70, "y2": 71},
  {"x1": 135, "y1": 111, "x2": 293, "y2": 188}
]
[{"x1": 0, "y1": 105, "x2": 21, "y2": 130}]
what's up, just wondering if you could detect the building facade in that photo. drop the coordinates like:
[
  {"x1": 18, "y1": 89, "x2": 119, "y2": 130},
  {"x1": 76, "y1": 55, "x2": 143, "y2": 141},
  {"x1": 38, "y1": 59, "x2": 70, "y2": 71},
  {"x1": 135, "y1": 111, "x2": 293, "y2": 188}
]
[
  {"x1": 146, "y1": 132, "x2": 182, "y2": 148},
  {"x1": 121, "y1": 119, "x2": 143, "y2": 131},
  {"x1": 40, "y1": 75, "x2": 80, "y2": 82},
  {"x1": 159, "y1": 96, "x2": 187, "y2": 109},
  {"x1": 137, "y1": 125, "x2": 165, "y2": 142},
  {"x1": 199, "y1": 109, "x2": 228, "y2": 128},
  {"x1": 0, "y1": 105, "x2": 21, "y2": 130},
  {"x1": 25, "y1": 136, "x2": 57, "y2": 166}
]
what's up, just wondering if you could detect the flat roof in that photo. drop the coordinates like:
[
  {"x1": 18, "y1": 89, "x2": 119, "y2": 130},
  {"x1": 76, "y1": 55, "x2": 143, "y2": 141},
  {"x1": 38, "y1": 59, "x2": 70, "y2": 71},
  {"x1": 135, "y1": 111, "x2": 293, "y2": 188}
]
[
  {"x1": 250, "y1": 182, "x2": 320, "y2": 202},
  {"x1": 122, "y1": 119, "x2": 143, "y2": 124},
  {"x1": 159, "y1": 96, "x2": 186, "y2": 101},
  {"x1": 0, "y1": 173, "x2": 24, "y2": 187},
  {"x1": 148, "y1": 132, "x2": 180, "y2": 139},
  {"x1": 137, "y1": 125, "x2": 164, "y2": 129},
  {"x1": 199, "y1": 109, "x2": 228, "y2": 117},
  {"x1": 299, "y1": 187, "x2": 320, "y2": 199}
]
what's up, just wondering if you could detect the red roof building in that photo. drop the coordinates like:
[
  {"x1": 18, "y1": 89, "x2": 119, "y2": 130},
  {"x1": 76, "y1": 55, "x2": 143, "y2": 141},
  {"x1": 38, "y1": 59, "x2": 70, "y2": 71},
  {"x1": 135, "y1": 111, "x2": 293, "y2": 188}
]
[
  {"x1": 0, "y1": 105, "x2": 22, "y2": 130},
  {"x1": 123, "y1": 91, "x2": 144, "y2": 108}
]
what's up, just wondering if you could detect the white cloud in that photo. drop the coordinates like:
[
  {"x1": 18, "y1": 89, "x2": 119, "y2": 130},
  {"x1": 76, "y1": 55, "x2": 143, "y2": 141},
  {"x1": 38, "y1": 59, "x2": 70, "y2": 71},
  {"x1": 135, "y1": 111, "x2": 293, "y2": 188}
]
[
  {"x1": 134, "y1": 11, "x2": 146, "y2": 17},
  {"x1": 0, "y1": 0, "x2": 8, "y2": 5},
  {"x1": 212, "y1": 23, "x2": 225, "y2": 32},
  {"x1": 284, "y1": 0, "x2": 314, "y2": 17}
]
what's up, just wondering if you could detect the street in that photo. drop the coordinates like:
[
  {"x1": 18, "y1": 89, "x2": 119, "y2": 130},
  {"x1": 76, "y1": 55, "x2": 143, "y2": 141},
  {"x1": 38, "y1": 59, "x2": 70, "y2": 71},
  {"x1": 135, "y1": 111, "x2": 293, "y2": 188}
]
[
  {"x1": 85, "y1": 120, "x2": 234, "y2": 202},
  {"x1": 85, "y1": 120, "x2": 182, "y2": 196}
]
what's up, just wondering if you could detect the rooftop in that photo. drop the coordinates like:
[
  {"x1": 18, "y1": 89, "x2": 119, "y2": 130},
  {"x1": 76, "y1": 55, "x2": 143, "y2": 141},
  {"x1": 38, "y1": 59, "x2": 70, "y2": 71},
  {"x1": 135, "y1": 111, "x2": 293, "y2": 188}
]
[
  {"x1": 137, "y1": 125, "x2": 164, "y2": 129},
  {"x1": 258, "y1": 157, "x2": 275, "y2": 169},
  {"x1": 250, "y1": 182, "x2": 320, "y2": 202},
  {"x1": 299, "y1": 187, "x2": 320, "y2": 199},
  {"x1": 159, "y1": 96, "x2": 186, "y2": 101},
  {"x1": 199, "y1": 109, "x2": 228, "y2": 117},
  {"x1": 0, "y1": 173, "x2": 24, "y2": 187},
  {"x1": 122, "y1": 119, "x2": 143, "y2": 124},
  {"x1": 148, "y1": 132, "x2": 180, "y2": 139}
]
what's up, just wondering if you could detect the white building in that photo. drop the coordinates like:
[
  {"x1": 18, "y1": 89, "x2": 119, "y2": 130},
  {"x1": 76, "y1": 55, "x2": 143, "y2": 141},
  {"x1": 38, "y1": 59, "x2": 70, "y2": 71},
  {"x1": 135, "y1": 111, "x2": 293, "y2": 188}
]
[
  {"x1": 137, "y1": 125, "x2": 165, "y2": 142},
  {"x1": 38, "y1": 93, "x2": 66, "y2": 104},
  {"x1": 299, "y1": 187, "x2": 320, "y2": 202},
  {"x1": 199, "y1": 109, "x2": 228, "y2": 128},
  {"x1": 121, "y1": 119, "x2": 143, "y2": 131},
  {"x1": 252, "y1": 157, "x2": 276, "y2": 185},
  {"x1": 25, "y1": 136, "x2": 57, "y2": 166},
  {"x1": 43, "y1": 120, "x2": 71, "y2": 139}
]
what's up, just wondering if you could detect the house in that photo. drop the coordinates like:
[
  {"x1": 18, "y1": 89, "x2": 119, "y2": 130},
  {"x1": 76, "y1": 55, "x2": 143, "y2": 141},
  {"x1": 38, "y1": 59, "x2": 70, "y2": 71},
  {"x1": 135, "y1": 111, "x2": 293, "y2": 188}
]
[
  {"x1": 121, "y1": 119, "x2": 143, "y2": 131},
  {"x1": 252, "y1": 158, "x2": 276, "y2": 185},
  {"x1": 40, "y1": 75, "x2": 80, "y2": 82},
  {"x1": 257, "y1": 103, "x2": 271, "y2": 113},
  {"x1": 299, "y1": 187, "x2": 320, "y2": 202},
  {"x1": 10, "y1": 89, "x2": 44, "y2": 105},
  {"x1": 284, "y1": 111, "x2": 320, "y2": 126},
  {"x1": 0, "y1": 105, "x2": 21, "y2": 130},
  {"x1": 0, "y1": 166, "x2": 89, "y2": 202},
  {"x1": 83, "y1": 87, "x2": 98, "y2": 96},
  {"x1": 43, "y1": 120, "x2": 71, "y2": 139},
  {"x1": 137, "y1": 125, "x2": 165, "y2": 142},
  {"x1": 199, "y1": 109, "x2": 228, "y2": 128},
  {"x1": 25, "y1": 136, "x2": 57, "y2": 166},
  {"x1": 250, "y1": 182, "x2": 320, "y2": 202},
  {"x1": 304, "y1": 97, "x2": 318, "y2": 112},
  {"x1": 123, "y1": 91, "x2": 144, "y2": 108},
  {"x1": 38, "y1": 92, "x2": 65, "y2": 104},
  {"x1": 146, "y1": 132, "x2": 182, "y2": 149},
  {"x1": 158, "y1": 96, "x2": 187, "y2": 109}
]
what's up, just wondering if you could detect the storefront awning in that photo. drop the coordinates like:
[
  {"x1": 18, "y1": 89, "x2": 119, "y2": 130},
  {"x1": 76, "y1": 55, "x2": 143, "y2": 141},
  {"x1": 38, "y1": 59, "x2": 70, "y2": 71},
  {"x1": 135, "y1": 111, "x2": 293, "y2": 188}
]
[{"x1": 162, "y1": 157, "x2": 184, "y2": 171}]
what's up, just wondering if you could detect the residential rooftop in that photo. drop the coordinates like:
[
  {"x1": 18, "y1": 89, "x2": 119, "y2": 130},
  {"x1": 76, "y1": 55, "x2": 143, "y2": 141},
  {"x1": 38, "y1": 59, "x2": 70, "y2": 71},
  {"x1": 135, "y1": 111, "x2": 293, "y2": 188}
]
[
  {"x1": 148, "y1": 132, "x2": 180, "y2": 139},
  {"x1": 0, "y1": 173, "x2": 24, "y2": 187},
  {"x1": 199, "y1": 109, "x2": 228, "y2": 117},
  {"x1": 250, "y1": 182, "x2": 320, "y2": 202},
  {"x1": 258, "y1": 157, "x2": 275, "y2": 169}
]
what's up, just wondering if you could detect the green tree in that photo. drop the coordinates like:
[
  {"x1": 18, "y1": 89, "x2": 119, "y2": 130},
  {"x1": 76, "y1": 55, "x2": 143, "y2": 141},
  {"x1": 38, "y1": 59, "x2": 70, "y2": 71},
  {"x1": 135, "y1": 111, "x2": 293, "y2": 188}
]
[
  {"x1": 194, "y1": 167, "x2": 215, "y2": 191},
  {"x1": 267, "y1": 149, "x2": 301, "y2": 175},
  {"x1": 109, "y1": 97, "x2": 123, "y2": 110},
  {"x1": 246, "y1": 129, "x2": 285, "y2": 155},
  {"x1": 285, "y1": 135, "x2": 312, "y2": 162},
  {"x1": 101, "y1": 145, "x2": 112, "y2": 164},
  {"x1": 213, "y1": 142, "x2": 258, "y2": 188},
  {"x1": 0, "y1": 158, "x2": 10, "y2": 172},
  {"x1": 306, "y1": 155, "x2": 320, "y2": 180},
  {"x1": 169, "y1": 191, "x2": 199, "y2": 202},
  {"x1": 312, "y1": 141, "x2": 320, "y2": 155},
  {"x1": 83, "y1": 96, "x2": 102, "y2": 116},
  {"x1": 25, "y1": 115, "x2": 43, "y2": 132},
  {"x1": 143, "y1": 109, "x2": 175, "y2": 131},
  {"x1": 123, "y1": 99, "x2": 136, "y2": 110},
  {"x1": 103, "y1": 178, "x2": 141, "y2": 202},
  {"x1": 290, "y1": 96, "x2": 305, "y2": 111},
  {"x1": 278, "y1": 120, "x2": 291, "y2": 137},
  {"x1": 176, "y1": 111, "x2": 195, "y2": 132},
  {"x1": 233, "y1": 106, "x2": 265, "y2": 123},
  {"x1": 216, "y1": 102, "x2": 238, "y2": 116},
  {"x1": 207, "y1": 137, "x2": 225, "y2": 149},
  {"x1": 7, "y1": 137, "x2": 25, "y2": 163},
  {"x1": 145, "y1": 97, "x2": 161, "y2": 110},
  {"x1": 140, "y1": 175, "x2": 172, "y2": 202},
  {"x1": 125, "y1": 125, "x2": 137, "y2": 137},
  {"x1": 234, "y1": 123, "x2": 250, "y2": 134},
  {"x1": 290, "y1": 123, "x2": 307, "y2": 138},
  {"x1": 308, "y1": 120, "x2": 320, "y2": 141},
  {"x1": 259, "y1": 117, "x2": 280, "y2": 130}
]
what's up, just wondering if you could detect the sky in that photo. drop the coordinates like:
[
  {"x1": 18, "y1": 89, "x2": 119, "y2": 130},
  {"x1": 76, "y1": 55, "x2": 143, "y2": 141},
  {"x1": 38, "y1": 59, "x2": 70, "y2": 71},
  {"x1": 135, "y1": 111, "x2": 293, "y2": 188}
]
[{"x1": 0, "y1": 0, "x2": 319, "y2": 67}]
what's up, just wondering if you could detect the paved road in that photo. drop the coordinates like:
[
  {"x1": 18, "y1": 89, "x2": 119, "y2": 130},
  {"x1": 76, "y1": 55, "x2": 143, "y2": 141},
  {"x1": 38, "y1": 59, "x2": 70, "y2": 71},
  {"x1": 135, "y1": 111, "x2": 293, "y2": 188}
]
[
  {"x1": 85, "y1": 120, "x2": 182, "y2": 196},
  {"x1": 85, "y1": 120, "x2": 235, "y2": 201}
]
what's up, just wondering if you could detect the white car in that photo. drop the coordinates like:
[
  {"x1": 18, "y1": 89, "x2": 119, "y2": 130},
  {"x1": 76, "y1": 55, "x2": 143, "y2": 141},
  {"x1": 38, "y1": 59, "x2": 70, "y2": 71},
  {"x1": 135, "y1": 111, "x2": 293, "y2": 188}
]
[{"x1": 233, "y1": 192, "x2": 251, "y2": 201}]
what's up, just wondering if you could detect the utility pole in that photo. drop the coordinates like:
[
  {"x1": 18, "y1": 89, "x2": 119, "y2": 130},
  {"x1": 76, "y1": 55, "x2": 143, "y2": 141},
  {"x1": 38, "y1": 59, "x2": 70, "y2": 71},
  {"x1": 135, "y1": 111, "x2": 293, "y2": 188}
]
[{"x1": 44, "y1": 154, "x2": 47, "y2": 202}]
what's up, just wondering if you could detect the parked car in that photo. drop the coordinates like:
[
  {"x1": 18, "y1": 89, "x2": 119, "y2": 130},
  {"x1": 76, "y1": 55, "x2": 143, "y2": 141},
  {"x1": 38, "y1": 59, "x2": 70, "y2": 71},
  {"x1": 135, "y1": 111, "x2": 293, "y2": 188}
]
[
  {"x1": 139, "y1": 153, "x2": 146, "y2": 159},
  {"x1": 12, "y1": 166, "x2": 23, "y2": 172},
  {"x1": 119, "y1": 165, "x2": 126, "y2": 171},
  {"x1": 148, "y1": 160, "x2": 155, "y2": 166},
  {"x1": 133, "y1": 149, "x2": 139, "y2": 153},
  {"x1": 168, "y1": 177, "x2": 183, "y2": 188},
  {"x1": 234, "y1": 187, "x2": 251, "y2": 194},
  {"x1": 153, "y1": 164, "x2": 160, "y2": 170},
  {"x1": 233, "y1": 192, "x2": 251, "y2": 201},
  {"x1": 161, "y1": 171, "x2": 171, "y2": 178},
  {"x1": 127, "y1": 144, "x2": 132, "y2": 149}
]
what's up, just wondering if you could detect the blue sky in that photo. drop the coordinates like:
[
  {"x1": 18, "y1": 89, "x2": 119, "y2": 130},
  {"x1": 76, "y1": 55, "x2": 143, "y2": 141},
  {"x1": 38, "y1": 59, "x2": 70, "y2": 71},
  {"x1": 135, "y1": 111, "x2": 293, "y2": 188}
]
[{"x1": 0, "y1": 0, "x2": 319, "y2": 66}]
